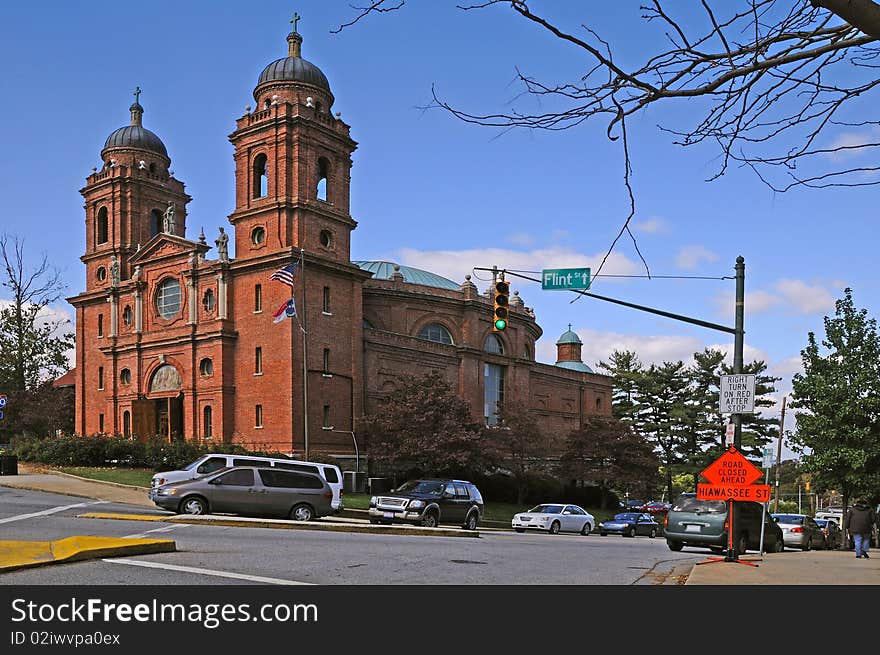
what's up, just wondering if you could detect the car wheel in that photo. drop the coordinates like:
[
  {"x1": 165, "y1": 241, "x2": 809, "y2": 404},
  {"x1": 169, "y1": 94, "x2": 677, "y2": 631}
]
[
  {"x1": 420, "y1": 512, "x2": 439, "y2": 528},
  {"x1": 549, "y1": 521, "x2": 560, "y2": 535},
  {"x1": 515, "y1": 528, "x2": 525, "y2": 533},
  {"x1": 667, "y1": 540, "x2": 683, "y2": 552},
  {"x1": 734, "y1": 533, "x2": 749, "y2": 556},
  {"x1": 773, "y1": 535, "x2": 785, "y2": 553},
  {"x1": 649, "y1": 527, "x2": 657, "y2": 538},
  {"x1": 802, "y1": 537, "x2": 812, "y2": 552},
  {"x1": 600, "y1": 531, "x2": 607, "y2": 536},
  {"x1": 289, "y1": 503, "x2": 314, "y2": 521},
  {"x1": 179, "y1": 496, "x2": 207, "y2": 515},
  {"x1": 581, "y1": 522, "x2": 592, "y2": 536},
  {"x1": 625, "y1": 526, "x2": 635, "y2": 538},
  {"x1": 463, "y1": 512, "x2": 479, "y2": 531}
]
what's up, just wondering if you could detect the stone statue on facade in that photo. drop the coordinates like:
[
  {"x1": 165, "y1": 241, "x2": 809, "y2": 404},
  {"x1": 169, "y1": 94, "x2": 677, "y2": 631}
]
[
  {"x1": 109, "y1": 255, "x2": 120, "y2": 287},
  {"x1": 215, "y1": 227, "x2": 229, "y2": 262},
  {"x1": 163, "y1": 202, "x2": 176, "y2": 235}
]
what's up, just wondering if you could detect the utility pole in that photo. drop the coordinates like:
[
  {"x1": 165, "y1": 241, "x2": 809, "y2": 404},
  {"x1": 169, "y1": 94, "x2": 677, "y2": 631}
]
[
  {"x1": 774, "y1": 395, "x2": 786, "y2": 512},
  {"x1": 733, "y1": 256, "x2": 745, "y2": 450}
]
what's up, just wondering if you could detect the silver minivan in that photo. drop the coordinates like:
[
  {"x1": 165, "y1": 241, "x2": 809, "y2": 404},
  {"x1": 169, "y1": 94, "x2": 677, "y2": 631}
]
[
  {"x1": 149, "y1": 466, "x2": 334, "y2": 521},
  {"x1": 150, "y1": 453, "x2": 344, "y2": 512}
]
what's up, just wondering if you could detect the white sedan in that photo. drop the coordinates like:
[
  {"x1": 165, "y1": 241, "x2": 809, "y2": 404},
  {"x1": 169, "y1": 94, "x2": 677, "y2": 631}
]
[{"x1": 511, "y1": 504, "x2": 595, "y2": 535}]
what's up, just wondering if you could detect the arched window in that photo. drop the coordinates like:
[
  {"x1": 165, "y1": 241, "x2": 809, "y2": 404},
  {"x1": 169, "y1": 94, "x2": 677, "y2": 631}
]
[
  {"x1": 123, "y1": 411, "x2": 131, "y2": 438},
  {"x1": 253, "y1": 153, "x2": 268, "y2": 198},
  {"x1": 203, "y1": 406, "x2": 213, "y2": 438},
  {"x1": 149, "y1": 209, "x2": 162, "y2": 238},
  {"x1": 202, "y1": 289, "x2": 215, "y2": 313},
  {"x1": 96, "y1": 207, "x2": 108, "y2": 244},
  {"x1": 156, "y1": 278, "x2": 182, "y2": 319},
  {"x1": 418, "y1": 323, "x2": 453, "y2": 345},
  {"x1": 595, "y1": 397, "x2": 603, "y2": 412},
  {"x1": 483, "y1": 334, "x2": 504, "y2": 355},
  {"x1": 316, "y1": 158, "x2": 329, "y2": 201},
  {"x1": 199, "y1": 358, "x2": 213, "y2": 376},
  {"x1": 122, "y1": 305, "x2": 133, "y2": 327}
]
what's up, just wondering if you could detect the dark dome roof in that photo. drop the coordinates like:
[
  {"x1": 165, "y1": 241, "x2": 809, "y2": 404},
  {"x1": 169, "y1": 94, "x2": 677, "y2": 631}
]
[
  {"x1": 102, "y1": 101, "x2": 168, "y2": 158},
  {"x1": 257, "y1": 55, "x2": 330, "y2": 92},
  {"x1": 103, "y1": 124, "x2": 168, "y2": 157}
]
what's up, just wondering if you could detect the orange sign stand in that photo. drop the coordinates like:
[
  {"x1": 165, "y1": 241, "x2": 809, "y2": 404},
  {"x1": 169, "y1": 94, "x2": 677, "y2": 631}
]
[{"x1": 695, "y1": 445, "x2": 768, "y2": 567}]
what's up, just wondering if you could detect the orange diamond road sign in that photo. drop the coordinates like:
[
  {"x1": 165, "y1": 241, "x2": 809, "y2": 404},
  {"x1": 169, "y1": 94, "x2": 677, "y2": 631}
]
[
  {"x1": 700, "y1": 446, "x2": 764, "y2": 486},
  {"x1": 697, "y1": 483, "x2": 772, "y2": 503}
]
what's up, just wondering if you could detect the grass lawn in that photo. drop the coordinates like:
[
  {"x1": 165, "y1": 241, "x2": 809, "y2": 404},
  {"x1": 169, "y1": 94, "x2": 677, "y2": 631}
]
[{"x1": 46, "y1": 465, "x2": 622, "y2": 524}]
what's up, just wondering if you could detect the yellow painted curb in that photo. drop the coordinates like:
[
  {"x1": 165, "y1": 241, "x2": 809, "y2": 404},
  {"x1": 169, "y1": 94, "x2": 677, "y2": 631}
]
[
  {"x1": 0, "y1": 536, "x2": 176, "y2": 572},
  {"x1": 74, "y1": 512, "x2": 481, "y2": 537}
]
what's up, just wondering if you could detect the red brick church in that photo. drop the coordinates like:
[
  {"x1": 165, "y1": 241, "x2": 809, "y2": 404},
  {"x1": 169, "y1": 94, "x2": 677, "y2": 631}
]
[{"x1": 68, "y1": 23, "x2": 612, "y2": 470}]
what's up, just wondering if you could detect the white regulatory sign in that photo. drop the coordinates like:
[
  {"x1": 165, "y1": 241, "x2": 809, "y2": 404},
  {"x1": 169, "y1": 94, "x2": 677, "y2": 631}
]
[{"x1": 719, "y1": 374, "x2": 756, "y2": 414}]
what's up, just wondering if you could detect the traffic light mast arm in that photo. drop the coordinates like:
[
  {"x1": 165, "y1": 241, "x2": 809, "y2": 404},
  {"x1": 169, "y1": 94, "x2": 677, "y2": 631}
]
[{"x1": 478, "y1": 268, "x2": 737, "y2": 335}]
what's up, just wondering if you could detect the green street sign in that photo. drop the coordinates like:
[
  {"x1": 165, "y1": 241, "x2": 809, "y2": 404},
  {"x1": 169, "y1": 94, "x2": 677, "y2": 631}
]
[{"x1": 542, "y1": 267, "x2": 591, "y2": 290}]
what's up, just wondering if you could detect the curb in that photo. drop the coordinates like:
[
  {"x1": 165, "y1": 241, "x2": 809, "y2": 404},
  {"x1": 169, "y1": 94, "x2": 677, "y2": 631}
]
[
  {"x1": 78, "y1": 512, "x2": 482, "y2": 537},
  {"x1": 0, "y1": 536, "x2": 176, "y2": 573}
]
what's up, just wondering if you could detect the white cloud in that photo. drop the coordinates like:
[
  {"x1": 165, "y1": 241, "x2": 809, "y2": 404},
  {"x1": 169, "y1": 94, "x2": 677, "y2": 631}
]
[
  {"x1": 774, "y1": 279, "x2": 835, "y2": 315},
  {"x1": 712, "y1": 289, "x2": 779, "y2": 321},
  {"x1": 395, "y1": 246, "x2": 642, "y2": 292},
  {"x1": 676, "y1": 245, "x2": 719, "y2": 271},
  {"x1": 825, "y1": 128, "x2": 880, "y2": 162},
  {"x1": 633, "y1": 217, "x2": 667, "y2": 234},
  {"x1": 507, "y1": 232, "x2": 535, "y2": 247},
  {"x1": 770, "y1": 356, "x2": 804, "y2": 381}
]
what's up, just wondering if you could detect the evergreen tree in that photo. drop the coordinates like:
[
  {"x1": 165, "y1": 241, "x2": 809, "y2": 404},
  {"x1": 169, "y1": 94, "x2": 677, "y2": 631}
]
[
  {"x1": 789, "y1": 288, "x2": 880, "y2": 520},
  {"x1": 597, "y1": 350, "x2": 643, "y2": 422}
]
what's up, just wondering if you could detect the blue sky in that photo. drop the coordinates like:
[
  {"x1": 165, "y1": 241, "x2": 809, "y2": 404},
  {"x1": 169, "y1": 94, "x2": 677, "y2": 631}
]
[{"x1": 2, "y1": 2, "x2": 876, "y2": 457}]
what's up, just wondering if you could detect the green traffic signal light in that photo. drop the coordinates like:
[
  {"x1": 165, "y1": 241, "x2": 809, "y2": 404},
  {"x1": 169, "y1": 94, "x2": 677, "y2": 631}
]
[
  {"x1": 494, "y1": 318, "x2": 507, "y2": 330},
  {"x1": 493, "y1": 278, "x2": 510, "y2": 331}
]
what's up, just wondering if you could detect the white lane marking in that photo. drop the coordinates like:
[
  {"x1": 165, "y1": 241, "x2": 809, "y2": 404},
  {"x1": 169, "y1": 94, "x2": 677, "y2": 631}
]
[
  {"x1": 102, "y1": 559, "x2": 313, "y2": 585},
  {"x1": 0, "y1": 500, "x2": 108, "y2": 525},
  {"x1": 123, "y1": 525, "x2": 184, "y2": 538}
]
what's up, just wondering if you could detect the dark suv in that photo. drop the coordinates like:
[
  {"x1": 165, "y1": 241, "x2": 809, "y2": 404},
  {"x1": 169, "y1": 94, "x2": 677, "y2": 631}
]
[{"x1": 368, "y1": 479, "x2": 483, "y2": 530}]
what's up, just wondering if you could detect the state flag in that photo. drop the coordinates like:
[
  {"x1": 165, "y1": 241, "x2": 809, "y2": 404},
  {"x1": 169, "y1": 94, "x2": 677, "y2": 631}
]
[{"x1": 272, "y1": 298, "x2": 297, "y2": 323}]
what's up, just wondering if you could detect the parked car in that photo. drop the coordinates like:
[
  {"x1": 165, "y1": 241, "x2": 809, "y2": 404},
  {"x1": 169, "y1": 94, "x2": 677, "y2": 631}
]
[
  {"x1": 641, "y1": 501, "x2": 672, "y2": 515},
  {"x1": 148, "y1": 465, "x2": 334, "y2": 520},
  {"x1": 814, "y1": 518, "x2": 843, "y2": 549},
  {"x1": 150, "y1": 452, "x2": 344, "y2": 513},
  {"x1": 598, "y1": 512, "x2": 659, "y2": 538},
  {"x1": 771, "y1": 513, "x2": 827, "y2": 551},
  {"x1": 368, "y1": 479, "x2": 483, "y2": 529},
  {"x1": 511, "y1": 504, "x2": 595, "y2": 535},
  {"x1": 664, "y1": 493, "x2": 785, "y2": 555}
]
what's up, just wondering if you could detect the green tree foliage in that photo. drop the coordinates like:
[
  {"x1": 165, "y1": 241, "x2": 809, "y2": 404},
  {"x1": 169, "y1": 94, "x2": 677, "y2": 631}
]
[
  {"x1": 789, "y1": 288, "x2": 880, "y2": 514},
  {"x1": 1, "y1": 381, "x2": 73, "y2": 439},
  {"x1": 597, "y1": 350, "x2": 642, "y2": 420},
  {"x1": 558, "y1": 416, "x2": 661, "y2": 510},
  {"x1": 483, "y1": 400, "x2": 552, "y2": 505},
  {"x1": 357, "y1": 370, "x2": 485, "y2": 478}
]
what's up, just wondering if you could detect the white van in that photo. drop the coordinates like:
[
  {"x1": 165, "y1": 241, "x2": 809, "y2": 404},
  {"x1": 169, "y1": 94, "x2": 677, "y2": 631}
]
[{"x1": 150, "y1": 453, "x2": 344, "y2": 512}]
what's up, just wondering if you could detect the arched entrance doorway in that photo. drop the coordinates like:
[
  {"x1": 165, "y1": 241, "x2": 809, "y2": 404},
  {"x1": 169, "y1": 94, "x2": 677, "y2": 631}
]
[{"x1": 143, "y1": 364, "x2": 184, "y2": 441}]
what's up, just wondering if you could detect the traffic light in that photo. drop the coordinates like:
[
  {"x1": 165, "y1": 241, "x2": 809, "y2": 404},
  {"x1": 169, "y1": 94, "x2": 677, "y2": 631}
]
[{"x1": 493, "y1": 278, "x2": 510, "y2": 331}]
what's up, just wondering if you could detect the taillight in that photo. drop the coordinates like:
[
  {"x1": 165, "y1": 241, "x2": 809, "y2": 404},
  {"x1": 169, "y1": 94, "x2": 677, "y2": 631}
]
[
  {"x1": 663, "y1": 515, "x2": 668, "y2": 527},
  {"x1": 324, "y1": 490, "x2": 333, "y2": 499},
  {"x1": 791, "y1": 527, "x2": 804, "y2": 533},
  {"x1": 724, "y1": 518, "x2": 729, "y2": 531}
]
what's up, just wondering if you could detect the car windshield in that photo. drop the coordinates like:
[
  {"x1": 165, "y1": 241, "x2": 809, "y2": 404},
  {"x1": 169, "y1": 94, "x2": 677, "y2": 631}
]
[
  {"x1": 181, "y1": 458, "x2": 203, "y2": 472},
  {"x1": 773, "y1": 514, "x2": 805, "y2": 524},
  {"x1": 529, "y1": 505, "x2": 563, "y2": 514},
  {"x1": 672, "y1": 496, "x2": 726, "y2": 513},
  {"x1": 394, "y1": 480, "x2": 443, "y2": 495},
  {"x1": 613, "y1": 513, "x2": 639, "y2": 521}
]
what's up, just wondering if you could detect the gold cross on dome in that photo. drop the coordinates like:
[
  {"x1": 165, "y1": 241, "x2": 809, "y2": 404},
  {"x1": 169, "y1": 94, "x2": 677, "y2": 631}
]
[
  {"x1": 291, "y1": 11, "x2": 300, "y2": 31},
  {"x1": 134, "y1": 86, "x2": 141, "y2": 103}
]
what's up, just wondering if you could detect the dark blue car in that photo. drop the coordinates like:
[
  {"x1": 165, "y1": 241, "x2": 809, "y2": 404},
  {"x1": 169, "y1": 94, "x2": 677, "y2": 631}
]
[{"x1": 598, "y1": 512, "x2": 659, "y2": 538}]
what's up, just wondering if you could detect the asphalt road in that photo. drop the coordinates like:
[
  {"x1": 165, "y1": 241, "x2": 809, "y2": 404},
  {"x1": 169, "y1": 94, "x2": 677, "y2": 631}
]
[{"x1": 0, "y1": 487, "x2": 701, "y2": 585}]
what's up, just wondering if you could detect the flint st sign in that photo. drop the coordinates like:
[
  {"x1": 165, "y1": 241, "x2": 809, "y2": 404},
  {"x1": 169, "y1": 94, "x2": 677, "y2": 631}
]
[
  {"x1": 719, "y1": 374, "x2": 756, "y2": 414},
  {"x1": 541, "y1": 268, "x2": 591, "y2": 290}
]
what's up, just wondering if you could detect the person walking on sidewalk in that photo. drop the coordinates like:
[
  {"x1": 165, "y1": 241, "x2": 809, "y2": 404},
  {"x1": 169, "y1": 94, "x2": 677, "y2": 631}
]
[{"x1": 844, "y1": 498, "x2": 876, "y2": 558}]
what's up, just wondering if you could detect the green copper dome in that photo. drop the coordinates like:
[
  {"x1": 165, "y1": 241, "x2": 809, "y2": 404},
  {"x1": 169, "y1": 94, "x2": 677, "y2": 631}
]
[
  {"x1": 354, "y1": 261, "x2": 460, "y2": 291},
  {"x1": 556, "y1": 326, "x2": 582, "y2": 345}
]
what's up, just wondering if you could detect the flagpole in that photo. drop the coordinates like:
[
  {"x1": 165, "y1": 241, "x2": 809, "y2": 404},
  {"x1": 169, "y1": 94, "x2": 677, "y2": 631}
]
[{"x1": 300, "y1": 247, "x2": 309, "y2": 460}]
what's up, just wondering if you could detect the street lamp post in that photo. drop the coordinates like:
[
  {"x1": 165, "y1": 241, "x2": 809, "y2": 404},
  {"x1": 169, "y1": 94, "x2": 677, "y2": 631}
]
[{"x1": 331, "y1": 429, "x2": 359, "y2": 472}]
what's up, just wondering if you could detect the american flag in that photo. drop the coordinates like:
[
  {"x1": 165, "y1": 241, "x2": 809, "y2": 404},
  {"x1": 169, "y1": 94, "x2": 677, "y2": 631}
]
[{"x1": 270, "y1": 262, "x2": 298, "y2": 286}]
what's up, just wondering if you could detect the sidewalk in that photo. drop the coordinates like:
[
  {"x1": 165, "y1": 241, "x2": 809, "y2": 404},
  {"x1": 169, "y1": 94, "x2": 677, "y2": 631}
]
[{"x1": 1, "y1": 465, "x2": 877, "y2": 584}]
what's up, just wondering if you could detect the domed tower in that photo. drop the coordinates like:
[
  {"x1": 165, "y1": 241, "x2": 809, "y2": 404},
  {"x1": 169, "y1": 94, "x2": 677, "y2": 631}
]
[
  {"x1": 227, "y1": 20, "x2": 357, "y2": 263},
  {"x1": 80, "y1": 90, "x2": 191, "y2": 290},
  {"x1": 555, "y1": 325, "x2": 594, "y2": 373}
]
